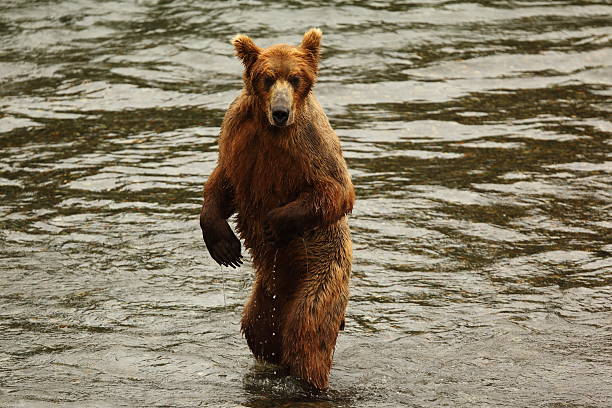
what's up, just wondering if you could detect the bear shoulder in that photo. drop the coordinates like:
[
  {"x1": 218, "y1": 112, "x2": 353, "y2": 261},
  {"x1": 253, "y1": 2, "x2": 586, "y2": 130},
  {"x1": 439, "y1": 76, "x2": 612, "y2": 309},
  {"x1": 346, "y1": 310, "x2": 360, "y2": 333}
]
[{"x1": 217, "y1": 92, "x2": 257, "y2": 162}]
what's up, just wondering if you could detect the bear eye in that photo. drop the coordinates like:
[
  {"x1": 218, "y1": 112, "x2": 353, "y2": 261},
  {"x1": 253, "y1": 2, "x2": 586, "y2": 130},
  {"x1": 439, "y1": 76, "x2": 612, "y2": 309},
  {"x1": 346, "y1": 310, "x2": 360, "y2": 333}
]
[
  {"x1": 263, "y1": 75, "x2": 275, "y2": 90},
  {"x1": 289, "y1": 75, "x2": 300, "y2": 87}
]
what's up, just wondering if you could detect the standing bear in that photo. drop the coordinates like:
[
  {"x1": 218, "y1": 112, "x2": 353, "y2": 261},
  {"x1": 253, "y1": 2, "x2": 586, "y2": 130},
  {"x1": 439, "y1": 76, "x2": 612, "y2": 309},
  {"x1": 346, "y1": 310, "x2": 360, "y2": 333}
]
[{"x1": 199, "y1": 28, "x2": 355, "y2": 390}]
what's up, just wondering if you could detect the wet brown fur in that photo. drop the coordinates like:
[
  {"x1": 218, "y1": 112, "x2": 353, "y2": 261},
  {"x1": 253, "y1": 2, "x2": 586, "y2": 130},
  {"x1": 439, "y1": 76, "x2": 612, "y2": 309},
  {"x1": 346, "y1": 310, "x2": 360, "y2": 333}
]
[{"x1": 200, "y1": 29, "x2": 355, "y2": 389}]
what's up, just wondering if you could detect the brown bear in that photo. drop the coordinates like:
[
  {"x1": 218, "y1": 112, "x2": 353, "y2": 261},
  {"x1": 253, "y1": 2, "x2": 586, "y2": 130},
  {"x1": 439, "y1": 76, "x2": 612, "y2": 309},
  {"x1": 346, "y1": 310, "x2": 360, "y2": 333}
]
[{"x1": 199, "y1": 28, "x2": 355, "y2": 390}]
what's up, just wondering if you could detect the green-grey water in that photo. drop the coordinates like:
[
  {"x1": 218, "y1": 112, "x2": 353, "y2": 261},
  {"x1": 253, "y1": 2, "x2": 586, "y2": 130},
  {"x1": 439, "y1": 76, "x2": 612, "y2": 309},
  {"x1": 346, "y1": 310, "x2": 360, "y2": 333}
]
[{"x1": 1, "y1": 1, "x2": 611, "y2": 407}]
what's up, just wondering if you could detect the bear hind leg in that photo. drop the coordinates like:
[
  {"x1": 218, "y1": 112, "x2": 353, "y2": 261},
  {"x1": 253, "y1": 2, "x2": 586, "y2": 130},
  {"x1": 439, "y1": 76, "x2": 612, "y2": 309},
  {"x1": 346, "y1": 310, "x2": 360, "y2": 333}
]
[
  {"x1": 241, "y1": 281, "x2": 283, "y2": 365},
  {"x1": 280, "y1": 262, "x2": 350, "y2": 389}
]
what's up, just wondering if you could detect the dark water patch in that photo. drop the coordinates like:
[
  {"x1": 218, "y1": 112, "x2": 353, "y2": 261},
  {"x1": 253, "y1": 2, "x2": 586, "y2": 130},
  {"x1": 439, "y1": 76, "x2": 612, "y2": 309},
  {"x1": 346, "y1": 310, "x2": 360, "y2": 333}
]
[{"x1": 2, "y1": 318, "x2": 113, "y2": 335}]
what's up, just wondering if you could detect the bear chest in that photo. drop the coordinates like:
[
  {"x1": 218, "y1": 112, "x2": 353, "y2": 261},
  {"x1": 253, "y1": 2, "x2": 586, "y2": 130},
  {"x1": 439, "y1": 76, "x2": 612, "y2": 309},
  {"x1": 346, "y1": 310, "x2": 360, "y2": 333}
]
[{"x1": 229, "y1": 140, "x2": 308, "y2": 212}]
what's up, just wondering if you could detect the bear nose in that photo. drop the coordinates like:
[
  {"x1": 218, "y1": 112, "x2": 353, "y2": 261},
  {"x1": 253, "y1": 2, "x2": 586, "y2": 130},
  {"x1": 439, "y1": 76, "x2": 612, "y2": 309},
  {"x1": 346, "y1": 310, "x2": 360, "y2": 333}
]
[{"x1": 272, "y1": 108, "x2": 289, "y2": 126}]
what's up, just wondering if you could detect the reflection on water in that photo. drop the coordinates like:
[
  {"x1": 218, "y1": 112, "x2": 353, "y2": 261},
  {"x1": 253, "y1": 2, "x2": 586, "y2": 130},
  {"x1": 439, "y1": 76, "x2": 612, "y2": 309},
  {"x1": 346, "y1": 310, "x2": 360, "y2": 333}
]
[{"x1": 1, "y1": 0, "x2": 611, "y2": 407}]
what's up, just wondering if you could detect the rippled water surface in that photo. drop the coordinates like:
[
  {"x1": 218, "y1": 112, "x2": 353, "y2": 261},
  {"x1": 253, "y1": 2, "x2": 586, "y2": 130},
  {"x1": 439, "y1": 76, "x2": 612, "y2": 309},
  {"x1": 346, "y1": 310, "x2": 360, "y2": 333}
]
[{"x1": 1, "y1": 1, "x2": 611, "y2": 407}]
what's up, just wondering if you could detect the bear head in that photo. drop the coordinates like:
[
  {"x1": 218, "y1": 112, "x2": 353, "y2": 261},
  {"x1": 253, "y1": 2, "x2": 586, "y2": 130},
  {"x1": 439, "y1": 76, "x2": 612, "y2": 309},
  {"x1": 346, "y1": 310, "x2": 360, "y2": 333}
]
[{"x1": 231, "y1": 28, "x2": 322, "y2": 128}]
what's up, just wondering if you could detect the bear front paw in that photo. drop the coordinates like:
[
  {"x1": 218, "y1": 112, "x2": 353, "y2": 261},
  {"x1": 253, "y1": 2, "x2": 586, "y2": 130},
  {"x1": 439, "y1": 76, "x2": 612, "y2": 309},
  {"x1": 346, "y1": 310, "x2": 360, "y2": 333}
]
[
  {"x1": 201, "y1": 218, "x2": 243, "y2": 268},
  {"x1": 264, "y1": 208, "x2": 299, "y2": 248},
  {"x1": 263, "y1": 218, "x2": 288, "y2": 248}
]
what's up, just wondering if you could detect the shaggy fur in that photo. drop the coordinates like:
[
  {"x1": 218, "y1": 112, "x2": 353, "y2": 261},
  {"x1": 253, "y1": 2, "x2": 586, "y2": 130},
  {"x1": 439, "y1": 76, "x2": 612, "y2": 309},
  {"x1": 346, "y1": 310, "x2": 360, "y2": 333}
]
[{"x1": 200, "y1": 28, "x2": 355, "y2": 390}]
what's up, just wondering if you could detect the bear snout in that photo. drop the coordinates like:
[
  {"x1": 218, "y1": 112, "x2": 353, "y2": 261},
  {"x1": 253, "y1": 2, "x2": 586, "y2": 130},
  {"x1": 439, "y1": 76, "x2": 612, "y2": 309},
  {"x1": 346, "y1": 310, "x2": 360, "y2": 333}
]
[
  {"x1": 268, "y1": 80, "x2": 294, "y2": 127},
  {"x1": 272, "y1": 107, "x2": 290, "y2": 126}
]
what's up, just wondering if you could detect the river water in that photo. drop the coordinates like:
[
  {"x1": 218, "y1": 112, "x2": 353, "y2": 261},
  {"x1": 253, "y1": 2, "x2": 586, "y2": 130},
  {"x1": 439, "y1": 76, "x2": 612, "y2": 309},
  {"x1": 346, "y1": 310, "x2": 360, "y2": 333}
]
[{"x1": 1, "y1": 1, "x2": 611, "y2": 407}]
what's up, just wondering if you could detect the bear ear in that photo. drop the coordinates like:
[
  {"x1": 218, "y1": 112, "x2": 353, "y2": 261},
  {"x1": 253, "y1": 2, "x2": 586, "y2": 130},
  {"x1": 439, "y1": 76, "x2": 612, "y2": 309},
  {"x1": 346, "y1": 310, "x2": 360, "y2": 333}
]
[
  {"x1": 232, "y1": 34, "x2": 261, "y2": 69},
  {"x1": 300, "y1": 28, "x2": 322, "y2": 68}
]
